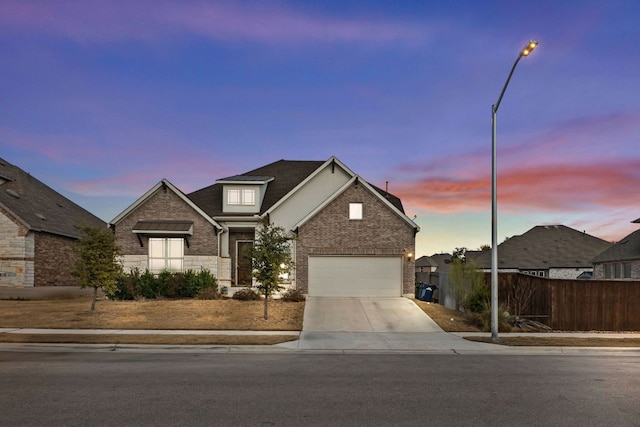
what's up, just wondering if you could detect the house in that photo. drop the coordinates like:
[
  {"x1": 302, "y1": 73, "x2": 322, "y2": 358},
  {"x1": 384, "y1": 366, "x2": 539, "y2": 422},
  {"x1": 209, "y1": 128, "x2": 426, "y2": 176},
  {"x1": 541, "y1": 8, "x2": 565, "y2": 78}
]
[
  {"x1": 109, "y1": 157, "x2": 419, "y2": 297},
  {"x1": 428, "y1": 253, "x2": 453, "y2": 273},
  {"x1": 415, "y1": 255, "x2": 437, "y2": 273},
  {"x1": 592, "y1": 218, "x2": 640, "y2": 279},
  {"x1": 472, "y1": 225, "x2": 612, "y2": 279},
  {"x1": 0, "y1": 157, "x2": 106, "y2": 287}
]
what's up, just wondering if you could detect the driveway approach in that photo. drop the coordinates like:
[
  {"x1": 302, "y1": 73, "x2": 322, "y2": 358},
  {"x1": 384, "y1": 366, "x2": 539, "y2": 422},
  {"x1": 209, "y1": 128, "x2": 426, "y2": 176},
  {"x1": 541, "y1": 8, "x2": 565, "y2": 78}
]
[{"x1": 280, "y1": 297, "x2": 497, "y2": 352}]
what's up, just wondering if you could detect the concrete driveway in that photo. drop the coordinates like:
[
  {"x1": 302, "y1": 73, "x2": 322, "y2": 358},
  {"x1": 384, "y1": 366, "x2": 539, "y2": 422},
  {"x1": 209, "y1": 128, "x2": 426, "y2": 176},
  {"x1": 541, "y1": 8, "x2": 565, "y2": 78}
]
[
  {"x1": 302, "y1": 297, "x2": 442, "y2": 333},
  {"x1": 278, "y1": 297, "x2": 498, "y2": 352}
]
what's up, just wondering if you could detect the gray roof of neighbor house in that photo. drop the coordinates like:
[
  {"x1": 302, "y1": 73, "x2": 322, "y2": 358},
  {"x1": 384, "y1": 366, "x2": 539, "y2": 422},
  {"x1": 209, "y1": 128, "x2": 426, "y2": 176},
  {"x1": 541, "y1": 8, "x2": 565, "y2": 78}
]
[
  {"x1": 0, "y1": 157, "x2": 106, "y2": 238},
  {"x1": 592, "y1": 223, "x2": 640, "y2": 263},
  {"x1": 429, "y1": 253, "x2": 453, "y2": 272},
  {"x1": 473, "y1": 225, "x2": 612, "y2": 270},
  {"x1": 187, "y1": 159, "x2": 405, "y2": 216},
  {"x1": 415, "y1": 255, "x2": 438, "y2": 268}
]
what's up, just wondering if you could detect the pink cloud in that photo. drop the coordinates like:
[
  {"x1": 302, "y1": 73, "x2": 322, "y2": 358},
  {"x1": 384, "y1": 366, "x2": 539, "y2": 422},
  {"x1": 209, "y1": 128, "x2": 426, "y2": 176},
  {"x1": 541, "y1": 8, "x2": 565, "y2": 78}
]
[
  {"x1": 0, "y1": 0, "x2": 430, "y2": 45},
  {"x1": 395, "y1": 158, "x2": 640, "y2": 215}
]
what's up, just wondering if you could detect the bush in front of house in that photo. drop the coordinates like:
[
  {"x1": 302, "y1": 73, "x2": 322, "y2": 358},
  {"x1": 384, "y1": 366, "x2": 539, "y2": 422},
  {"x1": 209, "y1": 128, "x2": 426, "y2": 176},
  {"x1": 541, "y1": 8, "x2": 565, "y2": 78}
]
[
  {"x1": 110, "y1": 269, "x2": 219, "y2": 300},
  {"x1": 280, "y1": 288, "x2": 306, "y2": 302},
  {"x1": 232, "y1": 287, "x2": 262, "y2": 301}
]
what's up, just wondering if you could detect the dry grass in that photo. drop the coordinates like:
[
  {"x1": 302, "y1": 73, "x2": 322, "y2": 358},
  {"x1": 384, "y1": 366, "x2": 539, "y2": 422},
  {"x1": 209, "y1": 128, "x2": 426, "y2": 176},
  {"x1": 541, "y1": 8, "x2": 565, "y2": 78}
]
[
  {"x1": 0, "y1": 333, "x2": 297, "y2": 346},
  {"x1": 0, "y1": 298, "x2": 304, "y2": 331},
  {"x1": 2, "y1": 296, "x2": 639, "y2": 347},
  {"x1": 413, "y1": 299, "x2": 482, "y2": 332},
  {"x1": 412, "y1": 299, "x2": 640, "y2": 347}
]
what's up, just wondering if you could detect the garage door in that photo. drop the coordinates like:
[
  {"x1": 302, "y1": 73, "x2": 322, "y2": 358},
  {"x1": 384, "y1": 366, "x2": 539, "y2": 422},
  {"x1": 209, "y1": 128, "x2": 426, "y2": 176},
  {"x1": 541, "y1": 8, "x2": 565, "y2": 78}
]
[{"x1": 308, "y1": 256, "x2": 402, "y2": 297}]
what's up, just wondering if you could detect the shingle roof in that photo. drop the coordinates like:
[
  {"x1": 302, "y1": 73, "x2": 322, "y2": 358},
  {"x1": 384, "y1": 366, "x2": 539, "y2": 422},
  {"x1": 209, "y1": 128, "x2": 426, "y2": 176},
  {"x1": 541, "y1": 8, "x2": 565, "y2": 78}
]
[
  {"x1": 592, "y1": 227, "x2": 640, "y2": 263},
  {"x1": 429, "y1": 253, "x2": 453, "y2": 272},
  {"x1": 187, "y1": 159, "x2": 405, "y2": 216},
  {"x1": 473, "y1": 225, "x2": 612, "y2": 270},
  {"x1": 415, "y1": 255, "x2": 438, "y2": 268},
  {"x1": 0, "y1": 157, "x2": 106, "y2": 238}
]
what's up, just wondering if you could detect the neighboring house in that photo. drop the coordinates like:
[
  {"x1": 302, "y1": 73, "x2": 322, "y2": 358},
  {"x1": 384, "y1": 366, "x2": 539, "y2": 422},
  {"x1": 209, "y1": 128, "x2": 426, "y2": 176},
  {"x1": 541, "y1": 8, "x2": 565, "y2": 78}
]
[
  {"x1": 110, "y1": 157, "x2": 419, "y2": 297},
  {"x1": 473, "y1": 225, "x2": 612, "y2": 279},
  {"x1": 428, "y1": 253, "x2": 453, "y2": 274},
  {"x1": 415, "y1": 255, "x2": 437, "y2": 273},
  {"x1": 0, "y1": 158, "x2": 106, "y2": 287},
  {"x1": 592, "y1": 218, "x2": 640, "y2": 280}
]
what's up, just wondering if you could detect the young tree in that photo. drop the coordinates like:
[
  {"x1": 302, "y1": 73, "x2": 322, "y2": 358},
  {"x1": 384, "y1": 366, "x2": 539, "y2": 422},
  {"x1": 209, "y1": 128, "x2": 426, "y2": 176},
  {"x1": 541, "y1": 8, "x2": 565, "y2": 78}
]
[
  {"x1": 447, "y1": 257, "x2": 486, "y2": 312},
  {"x1": 72, "y1": 225, "x2": 123, "y2": 311},
  {"x1": 250, "y1": 218, "x2": 294, "y2": 320}
]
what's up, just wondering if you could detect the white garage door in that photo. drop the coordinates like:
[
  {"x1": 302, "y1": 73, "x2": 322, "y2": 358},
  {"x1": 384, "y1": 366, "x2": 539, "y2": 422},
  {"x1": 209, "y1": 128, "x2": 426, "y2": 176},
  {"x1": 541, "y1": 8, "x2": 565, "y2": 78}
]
[{"x1": 308, "y1": 256, "x2": 402, "y2": 297}]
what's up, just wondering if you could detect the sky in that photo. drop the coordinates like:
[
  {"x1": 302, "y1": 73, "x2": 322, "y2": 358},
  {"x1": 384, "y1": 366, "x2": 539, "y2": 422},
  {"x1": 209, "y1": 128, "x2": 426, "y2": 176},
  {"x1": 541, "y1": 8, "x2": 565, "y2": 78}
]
[{"x1": 1, "y1": 0, "x2": 639, "y2": 258}]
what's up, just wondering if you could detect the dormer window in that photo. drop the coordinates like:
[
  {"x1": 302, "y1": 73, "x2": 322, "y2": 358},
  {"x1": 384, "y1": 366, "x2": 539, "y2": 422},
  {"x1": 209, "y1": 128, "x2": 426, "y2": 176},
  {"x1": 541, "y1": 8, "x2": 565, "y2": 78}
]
[
  {"x1": 218, "y1": 175, "x2": 273, "y2": 213},
  {"x1": 228, "y1": 189, "x2": 256, "y2": 206}
]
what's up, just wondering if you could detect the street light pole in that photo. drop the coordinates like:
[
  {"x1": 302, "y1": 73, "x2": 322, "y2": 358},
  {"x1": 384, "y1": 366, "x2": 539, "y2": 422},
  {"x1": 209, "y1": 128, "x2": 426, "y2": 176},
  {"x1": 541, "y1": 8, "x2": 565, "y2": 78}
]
[{"x1": 491, "y1": 40, "x2": 538, "y2": 343}]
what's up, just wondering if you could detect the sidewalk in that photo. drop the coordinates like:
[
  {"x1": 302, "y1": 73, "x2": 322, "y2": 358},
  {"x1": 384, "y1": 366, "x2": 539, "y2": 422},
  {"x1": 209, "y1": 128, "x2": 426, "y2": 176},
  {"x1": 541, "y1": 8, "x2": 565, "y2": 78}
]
[{"x1": 1, "y1": 287, "x2": 639, "y2": 354}]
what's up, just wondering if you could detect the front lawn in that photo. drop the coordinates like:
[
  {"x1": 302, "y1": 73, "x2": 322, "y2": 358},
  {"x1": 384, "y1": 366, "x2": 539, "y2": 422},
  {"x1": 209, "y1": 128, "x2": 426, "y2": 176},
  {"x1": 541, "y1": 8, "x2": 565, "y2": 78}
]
[{"x1": 0, "y1": 298, "x2": 304, "y2": 331}]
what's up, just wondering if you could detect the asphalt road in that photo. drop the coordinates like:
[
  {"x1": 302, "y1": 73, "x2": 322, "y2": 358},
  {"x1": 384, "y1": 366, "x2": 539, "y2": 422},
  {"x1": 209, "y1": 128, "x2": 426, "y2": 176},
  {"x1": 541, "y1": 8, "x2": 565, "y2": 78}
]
[{"x1": 1, "y1": 352, "x2": 639, "y2": 426}]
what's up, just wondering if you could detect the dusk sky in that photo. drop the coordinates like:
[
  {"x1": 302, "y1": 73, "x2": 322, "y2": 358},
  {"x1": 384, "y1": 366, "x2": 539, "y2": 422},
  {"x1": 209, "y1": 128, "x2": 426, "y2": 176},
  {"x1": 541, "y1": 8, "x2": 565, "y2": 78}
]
[{"x1": 1, "y1": 0, "x2": 639, "y2": 257}]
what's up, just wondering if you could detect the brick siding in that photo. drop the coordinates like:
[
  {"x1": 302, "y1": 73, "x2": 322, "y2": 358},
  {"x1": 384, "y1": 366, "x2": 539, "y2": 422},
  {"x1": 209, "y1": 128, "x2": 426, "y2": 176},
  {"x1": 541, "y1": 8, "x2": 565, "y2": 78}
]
[
  {"x1": 296, "y1": 182, "x2": 416, "y2": 294},
  {"x1": 113, "y1": 186, "x2": 219, "y2": 260},
  {"x1": 34, "y1": 232, "x2": 80, "y2": 287}
]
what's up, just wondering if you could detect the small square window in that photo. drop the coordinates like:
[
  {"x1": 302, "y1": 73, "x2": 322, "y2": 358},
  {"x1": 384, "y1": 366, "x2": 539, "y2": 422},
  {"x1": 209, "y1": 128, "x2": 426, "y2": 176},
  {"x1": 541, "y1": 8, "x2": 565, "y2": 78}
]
[{"x1": 349, "y1": 203, "x2": 363, "y2": 220}]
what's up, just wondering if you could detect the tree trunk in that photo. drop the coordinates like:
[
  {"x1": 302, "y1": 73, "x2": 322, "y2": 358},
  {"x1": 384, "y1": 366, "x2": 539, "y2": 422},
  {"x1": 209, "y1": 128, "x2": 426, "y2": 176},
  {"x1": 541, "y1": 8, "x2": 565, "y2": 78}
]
[
  {"x1": 263, "y1": 292, "x2": 269, "y2": 320},
  {"x1": 91, "y1": 286, "x2": 97, "y2": 311}
]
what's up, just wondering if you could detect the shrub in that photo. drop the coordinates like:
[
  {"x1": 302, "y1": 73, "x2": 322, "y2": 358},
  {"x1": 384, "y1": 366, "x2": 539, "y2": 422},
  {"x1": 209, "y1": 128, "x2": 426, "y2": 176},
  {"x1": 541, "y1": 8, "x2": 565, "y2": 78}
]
[
  {"x1": 465, "y1": 282, "x2": 490, "y2": 314},
  {"x1": 111, "y1": 268, "x2": 140, "y2": 300},
  {"x1": 193, "y1": 269, "x2": 218, "y2": 295},
  {"x1": 280, "y1": 288, "x2": 306, "y2": 302},
  {"x1": 164, "y1": 272, "x2": 188, "y2": 298},
  {"x1": 232, "y1": 287, "x2": 261, "y2": 301},
  {"x1": 108, "y1": 268, "x2": 219, "y2": 300},
  {"x1": 475, "y1": 301, "x2": 512, "y2": 332},
  {"x1": 140, "y1": 269, "x2": 158, "y2": 299}
]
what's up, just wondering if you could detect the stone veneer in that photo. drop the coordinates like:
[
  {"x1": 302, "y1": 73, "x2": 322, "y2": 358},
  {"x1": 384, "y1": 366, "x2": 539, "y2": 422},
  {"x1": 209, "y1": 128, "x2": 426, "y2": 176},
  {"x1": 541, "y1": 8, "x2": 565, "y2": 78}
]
[
  {"x1": 0, "y1": 209, "x2": 33, "y2": 287},
  {"x1": 295, "y1": 182, "x2": 416, "y2": 294},
  {"x1": 548, "y1": 268, "x2": 593, "y2": 280}
]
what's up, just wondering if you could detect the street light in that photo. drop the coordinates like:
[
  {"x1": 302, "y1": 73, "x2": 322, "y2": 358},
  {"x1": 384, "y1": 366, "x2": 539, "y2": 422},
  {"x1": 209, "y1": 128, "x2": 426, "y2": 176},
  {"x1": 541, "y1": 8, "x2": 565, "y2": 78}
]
[{"x1": 491, "y1": 40, "x2": 538, "y2": 343}]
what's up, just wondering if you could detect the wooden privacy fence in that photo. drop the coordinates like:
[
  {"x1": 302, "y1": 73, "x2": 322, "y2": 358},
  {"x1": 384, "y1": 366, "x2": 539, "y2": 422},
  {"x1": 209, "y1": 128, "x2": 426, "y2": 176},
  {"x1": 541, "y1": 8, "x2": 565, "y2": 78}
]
[{"x1": 488, "y1": 273, "x2": 640, "y2": 331}]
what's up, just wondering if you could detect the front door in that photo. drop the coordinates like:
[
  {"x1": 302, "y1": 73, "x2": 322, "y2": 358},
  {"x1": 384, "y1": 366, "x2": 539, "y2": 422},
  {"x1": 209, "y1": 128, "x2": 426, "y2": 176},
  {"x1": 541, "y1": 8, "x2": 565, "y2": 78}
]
[{"x1": 236, "y1": 241, "x2": 254, "y2": 287}]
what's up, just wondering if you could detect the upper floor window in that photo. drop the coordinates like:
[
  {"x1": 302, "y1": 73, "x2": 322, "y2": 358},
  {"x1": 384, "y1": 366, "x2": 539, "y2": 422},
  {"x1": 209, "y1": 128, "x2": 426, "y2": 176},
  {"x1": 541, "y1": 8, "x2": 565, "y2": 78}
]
[
  {"x1": 349, "y1": 203, "x2": 363, "y2": 220},
  {"x1": 228, "y1": 189, "x2": 255, "y2": 206}
]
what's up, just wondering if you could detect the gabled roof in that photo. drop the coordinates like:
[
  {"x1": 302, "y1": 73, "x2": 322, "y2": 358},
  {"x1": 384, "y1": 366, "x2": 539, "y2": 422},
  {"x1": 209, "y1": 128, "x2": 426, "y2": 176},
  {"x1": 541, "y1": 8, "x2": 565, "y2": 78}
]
[
  {"x1": 188, "y1": 160, "x2": 324, "y2": 217},
  {"x1": 187, "y1": 157, "x2": 407, "y2": 217},
  {"x1": 0, "y1": 157, "x2": 105, "y2": 239},
  {"x1": 592, "y1": 226, "x2": 640, "y2": 263},
  {"x1": 473, "y1": 225, "x2": 612, "y2": 270},
  {"x1": 110, "y1": 179, "x2": 221, "y2": 229},
  {"x1": 293, "y1": 175, "x2": 419, "y2": 231}
]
